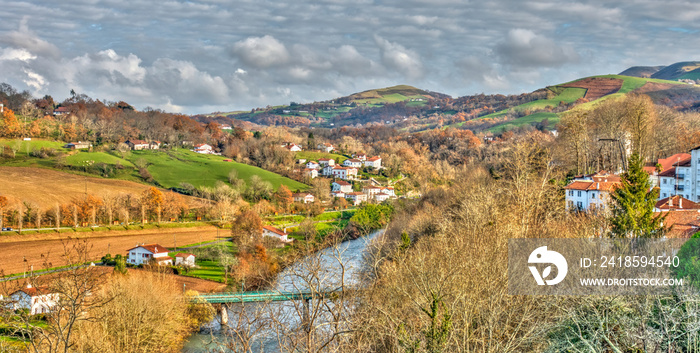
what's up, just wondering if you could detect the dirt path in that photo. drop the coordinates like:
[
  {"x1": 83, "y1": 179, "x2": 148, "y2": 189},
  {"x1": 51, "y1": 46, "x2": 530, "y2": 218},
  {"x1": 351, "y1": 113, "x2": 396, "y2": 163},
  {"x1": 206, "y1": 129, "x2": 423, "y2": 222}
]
[{"x1": 0, "y1": 226, "x2": 225, "y2": 276}]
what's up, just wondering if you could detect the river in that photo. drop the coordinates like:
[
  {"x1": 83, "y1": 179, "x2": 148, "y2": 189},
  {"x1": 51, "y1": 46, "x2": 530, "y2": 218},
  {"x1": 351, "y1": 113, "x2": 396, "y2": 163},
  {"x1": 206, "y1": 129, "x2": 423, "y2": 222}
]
[{"x1": 182, "y1": 229, "x2": 384, "y2": 352}]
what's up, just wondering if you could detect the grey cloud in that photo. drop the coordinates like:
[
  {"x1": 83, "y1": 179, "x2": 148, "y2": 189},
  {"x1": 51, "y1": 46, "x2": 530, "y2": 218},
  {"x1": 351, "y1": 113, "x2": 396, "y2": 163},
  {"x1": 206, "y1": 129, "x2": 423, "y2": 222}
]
[
  {"x1": 232, "y1": 35, "x2": 290, "y2": 68},
  {"x1": 374, "y1": 36, "x2": 425, "y2": 79},
  {"x1": 0, "y1": 17, "x2": 60, "y2": 59},
  {"x1": 494, "y1": 29, "x2": 579, "y2": 68}
]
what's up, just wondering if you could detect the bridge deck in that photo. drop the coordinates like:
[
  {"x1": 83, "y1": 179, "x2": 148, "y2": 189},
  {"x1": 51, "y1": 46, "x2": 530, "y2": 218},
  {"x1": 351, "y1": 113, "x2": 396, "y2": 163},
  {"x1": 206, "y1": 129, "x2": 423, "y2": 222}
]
[{"x1": 194, "y1": 290, "x2": 333, "y2": 304}]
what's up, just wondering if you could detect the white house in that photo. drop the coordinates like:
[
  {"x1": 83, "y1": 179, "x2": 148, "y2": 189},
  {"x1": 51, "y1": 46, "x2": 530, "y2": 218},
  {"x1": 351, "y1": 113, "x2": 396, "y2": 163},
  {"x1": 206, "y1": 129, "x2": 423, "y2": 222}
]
[
  {"x1": 262, "y1": 226, "x2": 291, "y2": 242},
  {"x1": 346, "y1": 192, "x2": 367, "y2": 206},
  {"x1": 175, "y1": 253, "x2": 196, "y2": 267},
  {"x1": 564, "y1": 172, "x2": 620, "y2": 212},
  {"x1": 125, "y1": 139, "x2": 150, "y2": 150},
  {"x1": 380, "y1": 186, "x2": 396, "y2": 197},
  {"x1": 654, "y1": 195, "x2": 700, "y2": 212},
  {"x1": 322, "y1": 165, "x2": 334, "y2": 176},
  {"x1": 293, "y1": 193, "x2": 315, "y2": 203},
  {"x1": 355, "y1": 153, "x2": 367, "y2": 161},
  {"x1": 331, "y1": 191, "x2": 346, "y2": 198},
  {"x1": 221, "y1": 124, "x2": 232, "y2": 130},
  {"x1": 318, "y1": 143, "x2": 334, "y2": 152},
  {"x1": 127, "y1": 244, "x2": 173, "y2": 266},
  {"x1": 304, "y1": 168, "x2": 318, "y2": 179},
  {"x1": 374, "y1": 193, "x2": 391, "y2": 202},
  {"x1": 331, "y1": 167, "x2": 357, "y2": 180},
  {"x1": 364, "y1": 156, "x2": 382, "y2": 169},
  {"x1": 332, "y1": 180, "x2": 353, "y2": 193},
  {"x1": 306, "y1": 161, "x2": 320, "y2": 170},
  {"x1": 194, "y1": 144, "x2": 214, "y2": 154},
  {"x1": 362, "y1": 185, "x2": 381, "y2": 198},
  {"x1": 318, "y1": 158, "x2": 335, "y2": 167},
  {"x1": 343, "y1": 159, "x2": 363, "y2": 168},
  {"x1": 655, "y1": 151, "x2": 700, "y2": 200},
  {"x1": 10, "y1": 284, "x2": 59, "y2": 315},
  {"x1": 285, "y1": 143, "x2": 303, "y2": 152}
]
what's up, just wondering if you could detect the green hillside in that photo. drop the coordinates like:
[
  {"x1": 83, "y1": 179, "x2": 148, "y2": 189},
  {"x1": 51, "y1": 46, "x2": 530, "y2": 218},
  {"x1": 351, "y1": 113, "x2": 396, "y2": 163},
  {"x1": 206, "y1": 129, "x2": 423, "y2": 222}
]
[{"x1": 0, "y1": 139, "x2": 308, "y2": 192}]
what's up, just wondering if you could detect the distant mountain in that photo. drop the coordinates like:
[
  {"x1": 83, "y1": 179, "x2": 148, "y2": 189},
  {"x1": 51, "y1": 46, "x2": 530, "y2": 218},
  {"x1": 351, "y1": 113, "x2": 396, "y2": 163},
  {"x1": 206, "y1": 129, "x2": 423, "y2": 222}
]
[
  {"x1": 619, "y1": 66, "x2": 665, "y2": 78},
  {"x1": 344, "y1": 85, "x2": 449, "y2": 103},
  {"x1": 620, "y1": 61, "x2": 700, "y2": 80}
]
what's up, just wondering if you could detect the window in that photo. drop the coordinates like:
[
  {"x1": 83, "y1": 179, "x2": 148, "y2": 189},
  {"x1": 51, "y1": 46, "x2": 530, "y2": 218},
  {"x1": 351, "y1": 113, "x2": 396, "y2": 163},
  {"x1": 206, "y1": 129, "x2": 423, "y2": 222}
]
[
  {"x1": 568, "y1": 190, "x2": 574, "y2": 196},
  {"x1": 663, "y1": 179, "x2": 667, "y2": 184},
  {"x1": 577, "y1": 191, "x2": 582, "y2": 197},
  {"x1": 663, "y1": 193, "x2": 667, "y2": 198},
  {"x1": 591, "y1": 192, "x2": 596, "y2": 199},
  {"x1": 577, "y1": 201, "x2": 583, "y2": 209}
]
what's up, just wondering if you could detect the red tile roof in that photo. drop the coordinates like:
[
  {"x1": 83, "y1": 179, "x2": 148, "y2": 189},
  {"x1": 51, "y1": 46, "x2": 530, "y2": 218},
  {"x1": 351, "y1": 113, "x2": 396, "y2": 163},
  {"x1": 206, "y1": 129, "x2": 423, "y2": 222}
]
[
  {"x1": 127, "y1": 244, "x2": 169, "y2": 255},
  {"x1": 660, "y1": 210, "x2": 700, "y2": 238},
  {"x1": 175, "y1": 253, "x2": 195, "y2": 258},
  {"x1": 565, "y1": 181, "x2": 619, "y2": 192},
  {"x1": 14, "y1": 285, "x2": 52, "y2": 297},
  {"x1": 646, "y1": 153, "x2": 692, "y2": 174},
  {"x1": 127, "y1": 139, "x2": 148, "y2": 145},
  {"x1": 263, "y1": 225, "x2": 287, "y2": 236},
  {"x1": 367, "y1": 156, "x2": 381, "y2": 161},
  {"x1": 333, "y1": 180, "x2": 351, "y2": 185},
  {"x1": 655, "y1": 195, "x2": 700, "y2": 210}
]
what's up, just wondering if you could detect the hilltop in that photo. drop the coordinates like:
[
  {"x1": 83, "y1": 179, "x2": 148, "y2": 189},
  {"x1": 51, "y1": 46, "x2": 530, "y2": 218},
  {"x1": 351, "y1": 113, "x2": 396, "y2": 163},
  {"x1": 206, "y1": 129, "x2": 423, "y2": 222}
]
[{"x1": 620, "y1": 61, "x2": 700, "y2": 81}]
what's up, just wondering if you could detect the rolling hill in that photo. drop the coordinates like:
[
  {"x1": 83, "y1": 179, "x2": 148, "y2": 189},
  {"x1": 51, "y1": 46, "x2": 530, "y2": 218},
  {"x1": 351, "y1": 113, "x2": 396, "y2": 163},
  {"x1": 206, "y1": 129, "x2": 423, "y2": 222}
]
[{"x1": 620, "y1": 61, "x2": 700, "y2": 81}]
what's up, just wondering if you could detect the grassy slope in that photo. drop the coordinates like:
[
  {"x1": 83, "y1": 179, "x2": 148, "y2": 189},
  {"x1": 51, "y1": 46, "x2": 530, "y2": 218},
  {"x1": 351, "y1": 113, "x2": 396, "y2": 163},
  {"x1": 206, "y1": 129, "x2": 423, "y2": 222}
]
[
  {"x1": 133, "y1": 149, "x2": 308, "y2": 191},
  {"x1": 295, "y1": 151, "x2": 348, "y2": 164}
]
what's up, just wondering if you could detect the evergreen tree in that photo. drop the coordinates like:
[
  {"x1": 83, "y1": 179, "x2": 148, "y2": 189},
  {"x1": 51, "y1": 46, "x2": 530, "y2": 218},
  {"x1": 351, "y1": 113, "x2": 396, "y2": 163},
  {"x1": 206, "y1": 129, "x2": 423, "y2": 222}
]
[{"x1": 608, "y1": 153, "x2": 665, "y2": 238}]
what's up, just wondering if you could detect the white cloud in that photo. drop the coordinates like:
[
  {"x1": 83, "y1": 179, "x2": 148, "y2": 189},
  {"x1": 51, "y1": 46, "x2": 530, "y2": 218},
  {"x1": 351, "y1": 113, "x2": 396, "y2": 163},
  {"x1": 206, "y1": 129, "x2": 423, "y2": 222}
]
[
  {"x1": 374, "y1": 36, "x2": 425, "y2": 79},
  {"x1": 232, "y1": 35, "x2": 290, "y2": 68},
  {"x1": 0, "y1": 48, "x2": 36, "y2": 62},
  {"x1": 494, "y1": 29, "x2": 579, "y2": 68}
]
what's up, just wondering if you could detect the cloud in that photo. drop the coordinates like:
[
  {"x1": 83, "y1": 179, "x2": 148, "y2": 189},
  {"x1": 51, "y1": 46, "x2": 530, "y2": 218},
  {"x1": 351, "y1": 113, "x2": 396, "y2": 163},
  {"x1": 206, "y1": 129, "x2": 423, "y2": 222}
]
[
  {"x1": 0, "y1": 48, "x2": 36, "y2": 62},
  {"x1": 232, "y1": 35, "x2": 290, "y2": 68},
  {"x1": 494, "y1": 29, "x2": 579, "y2": 68},
  {"x1": 374, "y1": 36, "x2": 424, "y2": 79},
  {"x1": 0, "y1": 17, "x2": 60, "y2": 59}
]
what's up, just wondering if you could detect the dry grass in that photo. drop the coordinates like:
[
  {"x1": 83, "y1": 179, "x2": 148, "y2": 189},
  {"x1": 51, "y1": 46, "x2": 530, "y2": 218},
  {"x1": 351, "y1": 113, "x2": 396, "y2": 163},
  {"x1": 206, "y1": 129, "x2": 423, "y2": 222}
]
[
  {"x1": 0, "y1": 167, "x2": 151, "y2": 208},
  {"x1": 0, "y1": 226, "x2": 224, "y2": 278}
]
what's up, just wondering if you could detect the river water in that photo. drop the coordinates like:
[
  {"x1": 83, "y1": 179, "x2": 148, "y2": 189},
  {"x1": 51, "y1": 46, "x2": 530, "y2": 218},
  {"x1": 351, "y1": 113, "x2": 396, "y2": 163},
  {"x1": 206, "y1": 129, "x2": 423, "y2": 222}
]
[{"x1": 182, "y1": 229, "x2": 384, "y2": 352}]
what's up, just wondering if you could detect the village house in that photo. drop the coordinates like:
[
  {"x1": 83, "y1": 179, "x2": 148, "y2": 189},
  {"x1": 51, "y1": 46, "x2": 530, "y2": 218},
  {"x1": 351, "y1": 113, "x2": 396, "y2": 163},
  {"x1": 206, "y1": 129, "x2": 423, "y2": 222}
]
[
  {"x1": 318, "y1": 143, "x2": 334, "y2": 152},
  {"x1": 332, "y1": 180, "x2": 353, "y2": 193},
  {"x1": 193, "y1": 143, "x2": 214, "y2": 154},
  {"x1": 355, "y1": 153, "x2": 367, "y2": 161},
  {"x1": 220, "y1": 124, "x2": 232, "y2": 130},
  {"x1": 10, "y1": 284, "x2": 59, "y2": 315},
  {"x1": 304, "y1": 168, "x2": 318, "y2": 179},
  {"x1": 293, "y1": 192, "x2": 315, "y2": 203},
  {"x1": 125, "y1": 139, "x2": 150, "y2": 150},
  {"x1": 262, "y1": 225, "x2": 291, "y2": 242},
  {"x1": 364, "y1": 156, "x2": 382, "y2": 169},
  {"x1": 564, "y1": 171, "x2": 621, "y2": 212},
  {"x1": 285, "y1": 143, "x2": 303, "y2": 152},
  {"x1": 655, "y1": 151, "x2": 698, "y2": 200},
  {"x1": 297, "y1": 158, "x2": 307, "y2": 164},
  {"x1": 380, "y1": 186, "x2": 396, "y2": 196},
  {"x1": 654, "y1": 195, "x2": 700, "y2": 212},
  {"x1": 331, "y1": 191, "x2": 346, "y2": 198},
  {"x1": 345, "y1": 192, "x2": 367, "y2": 206},
  {"x1": 331, "y1": 166, "x2": 357, "y2": 180},
  {"x1": 318, "y1": 158, "x2": 335, "y2": 167},
  {"x1": 322, "y1": 165, "x2": 334, "y2": 176},
  {"x1": 126, "y1": 244, "x2": 173, "y2": 266},
  {"x1": 362, "y1": 185, "x2": 381, "y2": 198},
  {"x1": 64, "y1": 141, "x2": 92, "y2": 150},
  {"x1": 306, "y1": 161, "x2": 320, "y2": 169},
  {"x1": 175, "y1": 253, "x2": 196, "y2": 267},
  {"x1": 150, "y1": 141, "x2": 161, "y2": 149},
  {"x1": 53, "y1": 107, "x2": 71, "y2": 116},
  {"x1": 644, "y1": 153, "x2": 691, "y2": 189},
  {"x1": 343, "y1": 159, "x2": 363, "y2": 168},
  {"x1": 374, "y1": 193, "x2": 391, "y2": 202}
]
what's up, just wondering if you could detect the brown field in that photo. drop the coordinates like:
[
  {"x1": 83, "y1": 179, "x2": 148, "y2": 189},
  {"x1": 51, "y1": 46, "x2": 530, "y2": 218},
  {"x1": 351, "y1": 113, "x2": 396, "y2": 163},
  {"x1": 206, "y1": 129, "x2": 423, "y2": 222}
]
[
  {"x1": 634, "y1": 81, "x2": 677, "y2": 94},
  {"x1": 561, "y1": 77, "x2": 623, "y2": 100},
  {"x1": 0, "y1": 166, "x2": 203, "y2": 208},
  {"x1": 0, "y1": 225, "x2": 225, "y2": 279}
]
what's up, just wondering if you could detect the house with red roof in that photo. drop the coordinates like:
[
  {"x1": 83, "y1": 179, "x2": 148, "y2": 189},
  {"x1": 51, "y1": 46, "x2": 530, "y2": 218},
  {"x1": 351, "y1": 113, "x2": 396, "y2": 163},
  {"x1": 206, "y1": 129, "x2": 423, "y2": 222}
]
[
  {"x1": 175, "y1": 253, "x2": 196, "y2": 267},
  {"x1": 262, "y1": 225, "x2": 291, "y2": 242},
  {"x1": 564, "y1": 171, "x2": 621, "y2": 212},
  {"x1": 364, "y1": 156, "x2": 382, "y2": 169},
  {"x1": 654, "y1": 195, "x2": 700, "y2": 212},
  {"x1": 126, "y1": 244, "x2": 172, "y2": 266},
  {"x1": 10, "y1": 284, "x2": 59, "y2": 315},
  {"x1": 332, "y1": 180, "x2": 353, "y2": 193}
]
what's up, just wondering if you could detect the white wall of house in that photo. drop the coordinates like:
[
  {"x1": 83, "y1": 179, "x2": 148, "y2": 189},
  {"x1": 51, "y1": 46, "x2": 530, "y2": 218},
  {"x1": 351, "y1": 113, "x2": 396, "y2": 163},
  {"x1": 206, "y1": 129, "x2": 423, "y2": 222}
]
[
  {"x1": 127, "y1": 246, "x2": 170, "y2": 266},
  {"x1": 175, "y1": 255, "x2": 196, "y2": 267},
  {"x1": 565, "y1": 188, "x2": 612, "y2": 212}
]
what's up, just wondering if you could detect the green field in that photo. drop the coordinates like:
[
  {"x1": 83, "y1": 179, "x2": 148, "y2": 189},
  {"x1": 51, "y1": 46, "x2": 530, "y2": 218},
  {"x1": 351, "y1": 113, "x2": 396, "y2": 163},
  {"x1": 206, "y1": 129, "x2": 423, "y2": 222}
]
[
  {"x1": 131, "y1": 149, "x2": 308, "y2": 190},
  {"x1": 295, "y1": 151, "x2": 348, "y2": 164},
  {"x1": 0, "y1": 138, "x2": 66, "y2": 157},
  {"x1": 487, "y1": 112, "x2": 560, "y2": 133},
  {"x1": 184, "y1": 260, "x2": 226, "y2": 282},
  {"x1": 66, "y1": 151, "x2": 135, "y2": 167}
]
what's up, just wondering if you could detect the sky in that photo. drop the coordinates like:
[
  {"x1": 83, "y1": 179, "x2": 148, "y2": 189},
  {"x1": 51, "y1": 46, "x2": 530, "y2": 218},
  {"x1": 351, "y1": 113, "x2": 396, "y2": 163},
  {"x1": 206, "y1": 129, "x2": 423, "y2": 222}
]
[{"x1": 0, "y1": 0, "x2": 699, "y2": 115}]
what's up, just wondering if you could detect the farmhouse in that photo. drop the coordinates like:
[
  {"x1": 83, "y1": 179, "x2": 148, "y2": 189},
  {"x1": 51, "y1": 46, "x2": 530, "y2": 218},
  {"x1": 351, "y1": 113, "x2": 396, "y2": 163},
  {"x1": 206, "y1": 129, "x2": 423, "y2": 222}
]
[
  {"x1": 53, "y1": 107, "x2": 71, "y2": 116},
  {"x1": 343, "y1": 159, "x2": 363, "y2": 168},
  {"x1": 355, "y1": 153, "x2": 367, "y2": 161},
  {"x1": 286, "y1": 143, "x2": 303, "y2": 152},
  {"x1": 332, "y1": 180, "x2": 353, "y2": 193},
  {"x1": 362, "y1": 185, "x2": 381, "y2": 198},
  {"x1": 345, "y1": 192, "x2": 367, "y2": 206},
  {"x1": 10, "y1": 284, "x2": 59, "y2": 315},
  {"x1": 304, "y1": 168, "x2": 318, "y2": 179},
  {"x1": 331, "y1": 166, "x2": 357, "y2": 180},
  {"x1": 318, "y1": 158, "x2": 335, "y2": 167},
  {"x1": 221, "y1": 124, "x2": 232, "y2": 130},
  {"x1": 322, "y1": 165, "x2": 334, "y2": 176},
  {"x1": 262, "y1": 225, "x2": 291, "y2": 242},
  {"x1": 125, "y1": 139, "x2": 150, "y2": 150},
  {"x1": 306, "y1": 161, "x2": 320, "y2": 169},
  {"x1": 364, "y1": 156, "x2": 382, "y2": 169},
  {"x1": 193, "y1": 144, "x2": 214, "y2": 154},
  {"x1": 175, "y1": 253, "x2": 196, "y2": 267},
  {"x1": 293, "y1": 193, "x2": 315, "y2": 203},
  {"x1": 64, "y1": 141, "x2": 92, "y2": 150},
  {"x1": 374, "y1": 193, "x2": 391, "y2": 202},
  {"x1": 126, "y1": 244, "x2": 172, "y2": 266},
  {"x1": 318, "y1": 143, "x2": 334, "y2": 152}
]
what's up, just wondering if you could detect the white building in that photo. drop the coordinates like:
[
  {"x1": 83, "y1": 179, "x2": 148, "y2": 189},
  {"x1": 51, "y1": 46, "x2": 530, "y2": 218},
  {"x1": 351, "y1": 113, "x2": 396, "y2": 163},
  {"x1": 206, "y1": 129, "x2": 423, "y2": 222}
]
[
  {"x1": 293, "y1": 193, "x2": 315, "y2": 203},
  {"x1": 657, "y1": 152, "x2": 699, "y2": 200},
  {"x1": 221, "y1": 124, "x2": 232, "y2": 130},
  {"x1": 306, "y1": 161, "x2": 320, "y2": 169},
  {"x1": 331, "y1": 191, "x2": 346, "y2": 198},
  {"x1": 175, "y1": 253, "x2": 196, "y2": 267},
  {"x1": 332, "y1": 180, "x2": 353, "y2": 193},
  {"x1": 125, "y1": 139, "x2": 151, "y2": 150},
  {"x1": 318, "y1": 158, "x2": 335, "y2": 167},
  {"x1": 355, "y1": 153, "x2": 367, "y2": 161},
  {"x1": 374, "y1": 193, "x2": 391, "y2": 202},
  {"x1": 343, "y1": 159, "x2": 363, "y2": 168},
  {"x1": 10, "y1": 284, "x2": 59, "y2": 315},
  {"x1": 346, "y1": 192, "x2": 367, "y2": 205},
  {"x1": 331, "y1": 167, "x2": 357, "y2": 180},
  {"x1": 194, "y1": 144, "x2": 214, "y2": 154},
  {"x1": 322, "y1": 165, "x2": 334, "y2": 176},
  {"x1": 262, "y1": 226, "x2": 291, "y2": 242},
  {"x1": 318, "y1": 143, "x2": 334, "y2": 152},
  {"x1": 362, "y1": 185, "x2": 381, "y2": 198},
  {"x1": 304, "y1": 168, "x2": 318, "y2": 179},
  {"x1": 380, "y1": 186, "x2": 396, "y2": 197},
  {"x1": 285, "y1": 143, "x2": 303, "y2": 152},
  {"x1": 654, "y1": 195, "x2": 700, "y2": 212},
  {"x1": 564, "y1": 172, "x2": 620, "y2": 212},
  {"x1": 127, "y1": 244, "x2": 173, "y2": 266},
  {"x1": 364, "y1": 156, "x2": 382, "y2": 169}
]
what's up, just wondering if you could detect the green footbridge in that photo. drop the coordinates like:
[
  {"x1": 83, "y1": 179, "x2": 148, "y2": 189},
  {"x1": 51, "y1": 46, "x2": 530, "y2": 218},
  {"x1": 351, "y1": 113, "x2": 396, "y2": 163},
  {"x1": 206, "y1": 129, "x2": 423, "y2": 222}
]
[{"x1": 192, "y1": 289, "x2": 345, "y2": 304}]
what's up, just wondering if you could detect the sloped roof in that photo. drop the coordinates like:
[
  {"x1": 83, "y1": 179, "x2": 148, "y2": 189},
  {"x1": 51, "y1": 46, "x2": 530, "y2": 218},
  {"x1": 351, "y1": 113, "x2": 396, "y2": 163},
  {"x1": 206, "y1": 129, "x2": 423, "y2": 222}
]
[
  {"x1": 263, "y1": 225, "x2": 287, "y2": 236},
  {"x1": 655, "y1": 195, "x2": 700, "y2": 210},
  {"x1": 127, "y1": 244, "x2": 169, "y2": 255},
  {"x1": 661, "y1": 210, "x2": 700, "y2": 238},
  {"x1": 333, "y1": 180, "x2": 351, "y2": 185},
  {"x1": 175, "y1": 253, "x2": 195, "y2": 258},
  {"x1": 564, "y1": 181, "x2": 619, "y2": 192}
]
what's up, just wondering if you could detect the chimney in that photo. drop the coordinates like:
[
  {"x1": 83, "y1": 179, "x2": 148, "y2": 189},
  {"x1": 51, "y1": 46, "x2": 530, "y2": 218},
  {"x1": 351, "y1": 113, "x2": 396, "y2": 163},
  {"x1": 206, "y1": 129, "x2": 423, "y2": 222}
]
[
  {"x1": 669, "y1": 197, "x2": 673, "y2": 207},
  {"x1": 596, "y1": 183, "x2": 600, "y2": 190},
  {"x1": 680, "y1": 197, "x2": 683, "y2": 209},
  {"x1": 26, "y1": 283, "x2": 32, "y2": 288}
]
